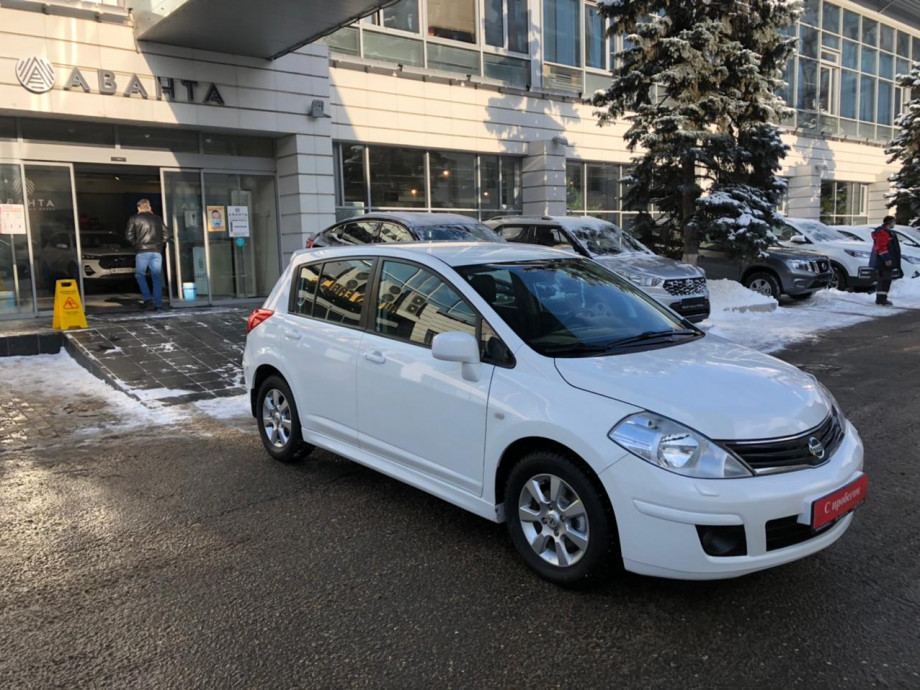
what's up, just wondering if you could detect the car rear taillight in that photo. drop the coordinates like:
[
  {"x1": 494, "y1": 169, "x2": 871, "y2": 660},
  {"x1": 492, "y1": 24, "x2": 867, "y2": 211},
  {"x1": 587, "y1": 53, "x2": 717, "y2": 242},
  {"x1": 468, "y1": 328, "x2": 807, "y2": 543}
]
[
  {"x1": 305, "y1": 237, "x2": 314, "y2": 248},
  {"x1": 247, "y1": 308, "x2": 274, "y2": 333}
]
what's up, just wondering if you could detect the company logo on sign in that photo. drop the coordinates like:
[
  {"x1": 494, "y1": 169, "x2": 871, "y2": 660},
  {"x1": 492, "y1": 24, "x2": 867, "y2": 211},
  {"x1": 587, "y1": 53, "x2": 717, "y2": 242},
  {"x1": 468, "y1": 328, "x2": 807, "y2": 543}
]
[
  {"x1": 15, "y1": 57, "x2": 55, "y2": 93},
  {"x1": 13, "y1": 56, "x2": 226, "y2": 105}
]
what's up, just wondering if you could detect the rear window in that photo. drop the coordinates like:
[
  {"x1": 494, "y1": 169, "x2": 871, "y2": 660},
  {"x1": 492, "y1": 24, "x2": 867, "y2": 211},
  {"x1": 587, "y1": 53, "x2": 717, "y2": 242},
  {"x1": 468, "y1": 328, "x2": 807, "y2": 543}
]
[{"x1": 414, "y1": 223, "x2": 504, "y2": 242}]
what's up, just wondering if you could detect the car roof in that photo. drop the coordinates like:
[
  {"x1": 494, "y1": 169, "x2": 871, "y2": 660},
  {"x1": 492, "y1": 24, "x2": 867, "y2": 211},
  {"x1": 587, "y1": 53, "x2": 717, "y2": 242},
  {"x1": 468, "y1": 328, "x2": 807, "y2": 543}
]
[
  {"x1": 292, "y1": 241, "x2": 575, "y2": 267},
  {"x1": 342, "y1": 212, "x2": 487, "y2": 227},
  {"x1": 487, "y1": 215, "x2": 620, "y2": 230}
]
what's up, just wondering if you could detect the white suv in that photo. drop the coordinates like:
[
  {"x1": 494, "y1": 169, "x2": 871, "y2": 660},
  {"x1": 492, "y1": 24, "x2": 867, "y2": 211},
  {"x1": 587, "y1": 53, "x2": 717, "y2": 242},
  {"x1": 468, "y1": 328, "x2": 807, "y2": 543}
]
[
  {"x1": 776, "y1": 217, "x2": 876, "y2": 291},
  {"x1": 243, "y1": 243, "x2": 866, "y2": 584}
]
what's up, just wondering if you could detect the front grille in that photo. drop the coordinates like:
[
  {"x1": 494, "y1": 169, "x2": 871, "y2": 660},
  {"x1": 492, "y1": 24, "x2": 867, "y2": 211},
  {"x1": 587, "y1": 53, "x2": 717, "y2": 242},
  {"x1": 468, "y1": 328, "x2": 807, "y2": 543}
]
[
  {"x1": 98, "y1": 255, "x2": 135, "y2": 269},
  {"x1": 663, "y1": 277, "x2": 707, "y2": 296},
  {"x1": 766, "y1": 516, "x2": 835, "y2": 551},
  {"x1": 721, "y1": 412, "x2": 845, "y2": 474}
]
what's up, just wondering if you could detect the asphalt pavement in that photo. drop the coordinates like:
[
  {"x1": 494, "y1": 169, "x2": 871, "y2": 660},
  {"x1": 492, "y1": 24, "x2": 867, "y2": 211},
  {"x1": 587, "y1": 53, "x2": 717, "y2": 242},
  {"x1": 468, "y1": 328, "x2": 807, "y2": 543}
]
[{"x1": 0, "y1": 310, "x2": 918, "y2": 688}]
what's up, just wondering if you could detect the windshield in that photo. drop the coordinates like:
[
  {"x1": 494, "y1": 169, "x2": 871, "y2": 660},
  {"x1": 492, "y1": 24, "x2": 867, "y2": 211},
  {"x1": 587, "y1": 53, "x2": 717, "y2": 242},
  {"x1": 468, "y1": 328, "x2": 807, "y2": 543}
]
[
  {"x1": 81, "y1": 233, "x2": 132, "y2": 249},
  {"x1": 569, "y1": 223, "x2": 649, "y2": 256},
  {"x1": 774, "y1": 220, "x2": 849, "y2": 243},
  {"x1": 415, "y1": 223, "x2": 504, "y2": 243},
  {"x1": 459, "y1": 258, "x2": 699, "y2": 357}
]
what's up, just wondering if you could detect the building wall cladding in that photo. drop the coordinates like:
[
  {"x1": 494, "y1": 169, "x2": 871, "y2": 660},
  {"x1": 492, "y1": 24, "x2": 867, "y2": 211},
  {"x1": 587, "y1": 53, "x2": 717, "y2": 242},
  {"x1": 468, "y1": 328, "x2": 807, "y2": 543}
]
[{"x1": 0, "y1": 5, "x2": 336, "y2": 257}]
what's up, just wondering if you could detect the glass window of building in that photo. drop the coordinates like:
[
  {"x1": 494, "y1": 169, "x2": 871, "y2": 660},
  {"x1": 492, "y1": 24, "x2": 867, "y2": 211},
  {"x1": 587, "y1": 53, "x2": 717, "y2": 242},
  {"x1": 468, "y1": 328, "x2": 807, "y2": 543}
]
[
  {"x1": 119, "y1": 126, "x2": 200, "y2": 153},
  {"x1": 545, "y1": 0, "x2": 581, "y2": 66},
  {"x1": 428, "y1": 0, "x2": 476, "y2": 43},
  {"x1": 801, "y1": 0, "x2": 819, "y2": 26},
  {"x1": 0, "y1": 117, "x2": 15, "y2": 140},
  {"x1": 566, "y1": 161, "x2": 628, "y2": 226},
  {"x1": 820, "y1": 181, "x2": 868, "y2": 225},
  {"x1": 337, "y1": 144, "x2": 521, "y2": 220},
  {"x1": 585, "y1": 3, "x2": 605, "y2": 69},
  {"x1": 383, "y1": 0, "x2": 420, "y2": 32},
  {"x1": 369, "y1": 147, "x2": 426, "y2": 209},
  {"x1": 20, "y1": 118, "x2": 115, "y2": 147},
  {"x1": 822, "y1": 3, "x2": 840, "y2": 34}
]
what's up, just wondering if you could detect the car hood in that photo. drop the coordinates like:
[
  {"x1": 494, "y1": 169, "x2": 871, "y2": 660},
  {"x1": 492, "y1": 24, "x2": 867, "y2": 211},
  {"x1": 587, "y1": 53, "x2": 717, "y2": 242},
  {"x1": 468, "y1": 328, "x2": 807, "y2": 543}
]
[
  {"x1": 592, "y1": 252, "x2": 703, "y2": 279},
  {"x1": 764, "y1": 246, "x2": 827, "y2": 261},
  {"x1": 554, "y1": 336, "x2": 829, "y2": 440}
]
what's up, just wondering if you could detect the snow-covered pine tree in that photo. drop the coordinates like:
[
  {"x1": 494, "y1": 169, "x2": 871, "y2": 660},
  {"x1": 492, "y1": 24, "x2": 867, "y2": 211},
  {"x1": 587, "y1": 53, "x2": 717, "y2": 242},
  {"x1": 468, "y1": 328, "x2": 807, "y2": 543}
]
[
  {"x1": 886, "y1": 63, "x2": 920, "y2": 224},
  {"x1": 593, "y1": 0, "x2": 800, "y2": 262}
]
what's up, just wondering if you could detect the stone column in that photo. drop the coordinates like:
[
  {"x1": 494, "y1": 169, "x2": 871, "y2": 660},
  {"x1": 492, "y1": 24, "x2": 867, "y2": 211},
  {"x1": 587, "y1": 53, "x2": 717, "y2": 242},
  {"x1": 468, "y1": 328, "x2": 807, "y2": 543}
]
[
  {"x1": 276, "y1": 133, "x2": 336, "y2": 263},
  {"x1": 522, "y1": 139, "x2": 568, "y2": 217}
]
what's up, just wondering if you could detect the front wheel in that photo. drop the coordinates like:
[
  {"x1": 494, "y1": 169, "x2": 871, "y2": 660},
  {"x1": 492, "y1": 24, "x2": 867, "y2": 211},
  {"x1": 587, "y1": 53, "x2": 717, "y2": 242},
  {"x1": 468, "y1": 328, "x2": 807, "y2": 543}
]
[
  {"x1": 505, "y1": 451, "x2": 616, "y2": 585},
  {"x1": 829, "y1": 264, "x2": 848, "y2": 291},
  {"x1": 743, "y1": 272, "x2": 781, "y2": 300},
  {"x1": 256, "y1": 375, "x2": 313, "y2": 463}
]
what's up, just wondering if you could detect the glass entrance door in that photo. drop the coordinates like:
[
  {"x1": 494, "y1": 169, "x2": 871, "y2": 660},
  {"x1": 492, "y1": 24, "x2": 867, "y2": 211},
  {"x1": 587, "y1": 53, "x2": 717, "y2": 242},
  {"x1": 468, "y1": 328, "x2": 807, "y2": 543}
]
[
  {"x1": 0, "y1": 163, "x2": 36, "y2": 316},
  {"x1": 161, "y1": 169, "x2": 209, "y2": 304},
  {"x1": 203, "y1": 173, "x2": 280, "y2": 300},
  {"x1": 24, "y1": 164, "x2": 81, "y2": 312}
]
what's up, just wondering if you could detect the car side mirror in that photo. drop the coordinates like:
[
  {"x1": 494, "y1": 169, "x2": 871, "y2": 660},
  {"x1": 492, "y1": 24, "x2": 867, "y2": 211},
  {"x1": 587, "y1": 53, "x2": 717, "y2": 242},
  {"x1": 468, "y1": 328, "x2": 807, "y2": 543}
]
[
  {"x1": 790, "y1": 234, "x2": 808, "y2": 244},
  {"x1": 431, "y1": 331, "x2": 481, "y2": 382}
]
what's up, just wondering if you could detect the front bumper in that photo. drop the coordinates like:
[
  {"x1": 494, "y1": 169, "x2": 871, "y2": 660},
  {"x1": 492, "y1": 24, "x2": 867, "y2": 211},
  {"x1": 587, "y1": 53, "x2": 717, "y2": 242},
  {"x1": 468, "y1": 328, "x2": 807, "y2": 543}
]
[
  {"x1": 784, "y1": 269, "x2": 832, "y2": 295},
  {"x1": 642, "y1": 285, "x2": 711, "y2": 322},
  {"x1": 600, "y1": 420, "x2": 864, "y2": 580},
  {"x1": 83, "y1": 259, "x2": 136, "y2": 280}
]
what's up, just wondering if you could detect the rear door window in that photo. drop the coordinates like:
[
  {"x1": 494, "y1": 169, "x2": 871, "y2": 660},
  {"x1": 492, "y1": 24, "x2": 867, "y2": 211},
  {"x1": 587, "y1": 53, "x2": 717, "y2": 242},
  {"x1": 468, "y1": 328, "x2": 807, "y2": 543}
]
[
  {"x1": 312, "y1": 259, "x2": 373, "y2": 326},
  {"x1": 377, "y1": 222, "x2": 415, "y2": 243},
  {"x1": 497, "y1": 225, "x2": 530, "y2": 242},
  {"x1": 334, "y1": 221, "x2": 379, "y2": 245}
]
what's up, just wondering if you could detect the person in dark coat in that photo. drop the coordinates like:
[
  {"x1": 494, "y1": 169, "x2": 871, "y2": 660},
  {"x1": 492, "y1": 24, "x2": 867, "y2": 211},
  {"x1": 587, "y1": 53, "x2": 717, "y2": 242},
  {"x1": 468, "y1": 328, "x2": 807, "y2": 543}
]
[
  {"x1": 870, "y1": 215, "x2": 901, "y2": 306},
  {"x1": 126, "y1": 199, "x2": 173, "y2": 311}
]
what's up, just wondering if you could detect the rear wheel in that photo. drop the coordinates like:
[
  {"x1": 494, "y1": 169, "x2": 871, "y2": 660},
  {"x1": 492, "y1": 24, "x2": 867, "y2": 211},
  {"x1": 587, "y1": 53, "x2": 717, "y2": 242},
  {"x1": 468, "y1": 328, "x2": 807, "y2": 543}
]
[
  {"x1": 743, "y1": 272, "x2": 781, "y2": 300},
  {"x1": 505, "y1": 450, "x2": 616, "y2": 585},
  {"x1": 256, "y1": 375, "x2": 313, "y2": 462}
]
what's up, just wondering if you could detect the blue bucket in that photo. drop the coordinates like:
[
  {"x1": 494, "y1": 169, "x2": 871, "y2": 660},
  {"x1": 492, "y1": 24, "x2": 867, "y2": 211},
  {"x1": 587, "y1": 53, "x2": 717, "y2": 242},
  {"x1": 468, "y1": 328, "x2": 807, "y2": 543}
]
[{"x1": 182, "y1": 282, "x2": 197, "y2": 301}]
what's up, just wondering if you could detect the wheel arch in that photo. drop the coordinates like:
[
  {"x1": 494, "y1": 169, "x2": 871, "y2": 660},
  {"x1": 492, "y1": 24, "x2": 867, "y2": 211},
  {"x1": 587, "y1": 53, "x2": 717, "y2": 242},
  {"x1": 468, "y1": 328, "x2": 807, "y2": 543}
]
[
  {"x1": 741, "y1": 265, "x2": 780, "y2": 286},
  {"x1": 494, "y1": 436, "x2": 612, "y2": 521},
  {"x1": 250, "y1": 363, "x2": 285, "y2": 417}
]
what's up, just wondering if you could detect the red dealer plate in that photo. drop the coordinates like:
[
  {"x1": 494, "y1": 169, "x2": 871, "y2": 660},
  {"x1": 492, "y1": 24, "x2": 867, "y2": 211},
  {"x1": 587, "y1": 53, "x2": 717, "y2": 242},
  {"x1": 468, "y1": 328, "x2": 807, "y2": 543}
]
[{"x1": 812, "y1": 475, "x2": 868, "y2": 530}]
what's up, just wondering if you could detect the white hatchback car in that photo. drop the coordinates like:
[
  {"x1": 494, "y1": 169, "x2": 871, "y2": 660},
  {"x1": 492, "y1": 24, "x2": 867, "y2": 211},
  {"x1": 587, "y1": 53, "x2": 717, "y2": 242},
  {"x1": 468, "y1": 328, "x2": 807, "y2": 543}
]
[{"x1": 243, "y1": 243, "x2": 866, "y2": 584}]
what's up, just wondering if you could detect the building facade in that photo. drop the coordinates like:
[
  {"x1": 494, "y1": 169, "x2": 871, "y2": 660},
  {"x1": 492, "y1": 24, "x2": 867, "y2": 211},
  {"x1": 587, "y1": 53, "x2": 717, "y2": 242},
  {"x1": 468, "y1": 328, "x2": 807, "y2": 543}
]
[{"x1": 0, "y1": 0, "x2": 914, "y2": 318}]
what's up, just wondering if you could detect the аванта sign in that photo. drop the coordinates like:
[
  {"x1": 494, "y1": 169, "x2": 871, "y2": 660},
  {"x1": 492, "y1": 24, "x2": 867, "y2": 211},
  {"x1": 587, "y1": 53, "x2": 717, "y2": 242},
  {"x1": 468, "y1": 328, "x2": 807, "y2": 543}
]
[{"x1": 14, "y1": 56, "x2": 225, "y2": 105}]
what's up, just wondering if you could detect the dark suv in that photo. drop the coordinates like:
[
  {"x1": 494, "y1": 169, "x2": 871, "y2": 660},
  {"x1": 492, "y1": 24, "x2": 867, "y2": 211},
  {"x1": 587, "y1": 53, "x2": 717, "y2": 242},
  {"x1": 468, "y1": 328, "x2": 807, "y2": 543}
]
[{"x1": 698, "y1": 237, "x2": 833, "y2": 300}]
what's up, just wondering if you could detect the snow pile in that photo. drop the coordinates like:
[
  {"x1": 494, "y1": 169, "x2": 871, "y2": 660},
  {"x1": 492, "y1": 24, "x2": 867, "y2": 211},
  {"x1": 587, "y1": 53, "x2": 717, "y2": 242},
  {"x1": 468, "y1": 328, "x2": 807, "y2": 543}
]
[
  {"x1": 704, "y1": 276, "x2": 920, "y2": 352},
  {"x1": 706, "y1": 279, "x2": 777, "y2": 312},
  {"x1": 0, "y1": 352, "x2": 188, "y2": 431}
]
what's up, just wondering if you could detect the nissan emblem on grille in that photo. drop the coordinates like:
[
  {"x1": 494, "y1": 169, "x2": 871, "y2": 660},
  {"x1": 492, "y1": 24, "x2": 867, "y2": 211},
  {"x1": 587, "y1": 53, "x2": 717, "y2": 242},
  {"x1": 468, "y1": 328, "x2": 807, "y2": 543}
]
[{"x1": 808, "y1": 436, "x2": 825, "y2": 459}]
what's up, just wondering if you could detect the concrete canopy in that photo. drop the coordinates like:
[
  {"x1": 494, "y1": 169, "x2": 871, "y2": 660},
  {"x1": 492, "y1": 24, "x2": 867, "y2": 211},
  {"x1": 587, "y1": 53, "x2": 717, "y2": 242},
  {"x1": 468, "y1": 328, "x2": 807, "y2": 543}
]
[{"x1": 134, "y1": 0, "x2": 391, "y2": 60}]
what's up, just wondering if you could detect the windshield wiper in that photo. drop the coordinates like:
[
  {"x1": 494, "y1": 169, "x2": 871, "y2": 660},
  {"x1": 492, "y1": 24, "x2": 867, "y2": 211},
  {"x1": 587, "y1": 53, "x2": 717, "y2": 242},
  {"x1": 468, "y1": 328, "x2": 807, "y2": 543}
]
[{"x1": 604, "y1": 329, "x2": 700, "y2": 349}]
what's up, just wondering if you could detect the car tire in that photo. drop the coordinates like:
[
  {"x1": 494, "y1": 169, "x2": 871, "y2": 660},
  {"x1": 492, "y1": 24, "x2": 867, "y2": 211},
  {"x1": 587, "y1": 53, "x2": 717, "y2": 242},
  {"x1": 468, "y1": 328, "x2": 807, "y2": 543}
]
[
  {"x1": 256, "y1": 375, "x2": 313, "y2": 463},
  {"x1": 829, "y1": 264, "x2": 848, "y2": 291},
  {"x1": 743, "y1": 272, "x2": 781, "y2": 300},
  {"x1": 505, "y1": 450, "x2": 617, "y2": 586}
]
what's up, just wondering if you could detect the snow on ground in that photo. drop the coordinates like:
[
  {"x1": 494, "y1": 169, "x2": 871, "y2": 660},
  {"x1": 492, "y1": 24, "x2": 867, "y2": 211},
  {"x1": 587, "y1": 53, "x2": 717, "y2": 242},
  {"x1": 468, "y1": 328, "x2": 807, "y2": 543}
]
[
  {"x1": 193, "y1": 394, "x2": 249, "y2": 420},
  {"x1": 0, "y1": 352, "x2": 188, "y2": 432},
  {"x1": 703, "y1": 277, "x2": 920, "y2": 352}
]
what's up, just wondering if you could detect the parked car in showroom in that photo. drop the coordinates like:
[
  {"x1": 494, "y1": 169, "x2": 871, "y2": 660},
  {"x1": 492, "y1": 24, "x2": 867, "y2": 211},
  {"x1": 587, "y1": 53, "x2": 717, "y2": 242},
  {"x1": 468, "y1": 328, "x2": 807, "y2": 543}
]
[
  {"x1": 41, "y1": 230, "x2": 135, "y2": 282},
  {"x1": 774, "y1": 217, "x2": 876, "y2": 291},
  {"x1": 697, "y1": 235, "x2": 833, "y2": 301},
  {"x1": 244, "y1": 242, "x2": 866, "y2": 585},
  {"x1": 306, "y1": 212, "x2": 504, "y2": 248},
  {"x1": 485, "y1": 215, "x2": 710, "y2": 323},
  {"x1": 833, "y1": 224, "x2": 920, "y2": 279}
]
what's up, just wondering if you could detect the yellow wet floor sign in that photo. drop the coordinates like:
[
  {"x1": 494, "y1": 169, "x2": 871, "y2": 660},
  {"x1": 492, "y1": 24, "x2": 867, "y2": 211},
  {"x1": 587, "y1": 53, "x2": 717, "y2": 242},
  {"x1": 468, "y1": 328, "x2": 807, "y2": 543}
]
[{"x1": 52, "y1": 279, "x2": 88, "y2": 330}]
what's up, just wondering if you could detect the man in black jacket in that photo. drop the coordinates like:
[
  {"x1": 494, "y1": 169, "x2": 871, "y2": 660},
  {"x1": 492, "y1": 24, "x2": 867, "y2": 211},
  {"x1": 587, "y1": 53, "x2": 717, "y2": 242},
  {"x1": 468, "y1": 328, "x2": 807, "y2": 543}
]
[
  {"x1": 870, "y1": 215, "x2": 902, "y2": 306},
  {"x1": 126, "y1": 199, "x2": 172, "y2": 310}
]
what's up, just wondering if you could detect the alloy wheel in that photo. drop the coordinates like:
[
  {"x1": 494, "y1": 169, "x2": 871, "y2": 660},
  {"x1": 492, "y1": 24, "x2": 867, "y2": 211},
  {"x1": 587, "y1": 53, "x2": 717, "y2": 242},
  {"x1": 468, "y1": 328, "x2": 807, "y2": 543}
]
[
  {"x1": 262, "y1": 388, "x2": 292, "y2": 449},
  {"x1": 748, "y1": 278, "x2": 774, "y2": 297},
  {"x1": 517, "y1": 473, "x2": 590, "y2": 567}
]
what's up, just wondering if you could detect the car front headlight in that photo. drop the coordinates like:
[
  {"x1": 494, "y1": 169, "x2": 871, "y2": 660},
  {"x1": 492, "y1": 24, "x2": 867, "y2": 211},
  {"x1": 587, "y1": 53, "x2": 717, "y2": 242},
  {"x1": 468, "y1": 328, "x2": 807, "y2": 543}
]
[
  {"x1": 622, "y1": 273, "x2": 663, "y2": 288},
  {"x1": 844, "y1": 249, "x2": 871, "y2": 258},
  {"x1": 815, "y1": 379, "x2": 842, "y2": 416},
  {"x1": 787, "y1": 260, "x2": 812, "y2": 271},
  {"x1": 609, "y1": 412, "x2": 752, "y2": 478}
]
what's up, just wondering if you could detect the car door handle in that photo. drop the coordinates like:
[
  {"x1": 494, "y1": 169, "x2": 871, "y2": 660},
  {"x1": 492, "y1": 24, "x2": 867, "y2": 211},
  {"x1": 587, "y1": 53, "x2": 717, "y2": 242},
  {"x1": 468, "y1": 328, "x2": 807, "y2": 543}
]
[
  {"x1": 364, "y1": 351, "x2": 386, "y2": 364},
  {"x1": 283, "y1": 329, "x2": 301, "y2": 341}
]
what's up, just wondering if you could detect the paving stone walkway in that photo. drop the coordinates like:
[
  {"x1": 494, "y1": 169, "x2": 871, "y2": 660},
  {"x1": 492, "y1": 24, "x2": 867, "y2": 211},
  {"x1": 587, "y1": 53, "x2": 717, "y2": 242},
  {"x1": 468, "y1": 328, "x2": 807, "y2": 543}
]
[{"x1": 64, "y1": 307, "x2": 250, "y2": 405}]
